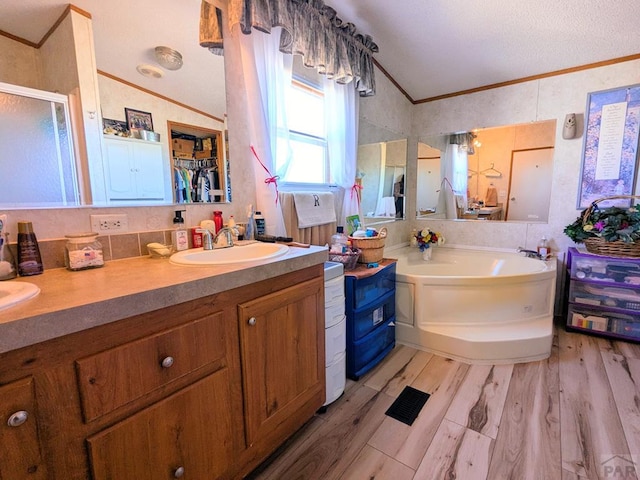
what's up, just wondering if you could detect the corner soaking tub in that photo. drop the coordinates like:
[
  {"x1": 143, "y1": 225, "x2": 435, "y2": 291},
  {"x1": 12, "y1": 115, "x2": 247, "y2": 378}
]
[{"x1": 386, "y1": 246, "x2": 557, "y2": 364}]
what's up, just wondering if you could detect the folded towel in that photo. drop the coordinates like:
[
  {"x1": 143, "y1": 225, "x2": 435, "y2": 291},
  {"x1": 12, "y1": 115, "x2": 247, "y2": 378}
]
[
  {"x1": 293, "y1": 192, "x2": 337, "y2": 228},
  {"x1": 485, "y1": 187, "x2": 498, "y2": 207}
]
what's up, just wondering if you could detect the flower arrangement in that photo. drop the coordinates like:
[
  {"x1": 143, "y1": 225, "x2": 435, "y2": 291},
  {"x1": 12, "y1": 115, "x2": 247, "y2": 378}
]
[
  {"x1": 412, "y1": 228, "x2": 444, "y2": 251},
  {"x1": 564, "y1": 204, "x2": 640, "y2": 244}
]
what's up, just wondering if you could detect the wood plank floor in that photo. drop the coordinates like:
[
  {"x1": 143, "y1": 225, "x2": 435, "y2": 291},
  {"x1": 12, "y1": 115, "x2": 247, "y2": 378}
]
[{"x1": 246, "y1": 327, "x2": 640, "y2": 480}]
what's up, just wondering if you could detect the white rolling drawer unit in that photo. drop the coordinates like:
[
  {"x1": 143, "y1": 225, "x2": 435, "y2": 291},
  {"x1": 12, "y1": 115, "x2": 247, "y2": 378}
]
[{"x1": 324, "y1": 262, "x2": 346, "y2": 406}]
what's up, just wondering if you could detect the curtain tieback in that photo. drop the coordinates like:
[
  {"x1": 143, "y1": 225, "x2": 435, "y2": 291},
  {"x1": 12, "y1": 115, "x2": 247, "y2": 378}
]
[
  {"x1": 350, "y1": 183, "x2": 363, "y2": 202},
  {"x1": 251, "y1": 145, "x2": 279, "y2": 204}
]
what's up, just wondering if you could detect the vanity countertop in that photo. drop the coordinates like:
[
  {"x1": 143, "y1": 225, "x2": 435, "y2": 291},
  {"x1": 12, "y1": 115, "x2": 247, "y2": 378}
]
[{"x1": 0, "y1": 245, "x2": 328, "y2": 354}]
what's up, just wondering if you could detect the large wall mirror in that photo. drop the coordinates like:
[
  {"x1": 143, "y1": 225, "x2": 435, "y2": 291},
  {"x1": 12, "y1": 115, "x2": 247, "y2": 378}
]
[
  {"x1": 417, "y1": 119, "x2": 557, "y2": 222},
  {"x1": 357, "y1": 118, "x2": 407, "y2": 224},
  {"x1": 0, "y1": 0, "x2": 227, "y2": 208}
]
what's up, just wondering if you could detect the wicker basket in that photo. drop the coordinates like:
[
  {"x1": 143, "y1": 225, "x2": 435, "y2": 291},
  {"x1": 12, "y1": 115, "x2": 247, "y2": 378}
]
[
  {"x1": 328, "y1": 247, "x2": 361, "y2": 270},
  {"x1": 581, "y1": 195, "x2": 640, "y2": 257},
  {"x1": 349, "y1": 227, "x2": 387, "y2": 263}
]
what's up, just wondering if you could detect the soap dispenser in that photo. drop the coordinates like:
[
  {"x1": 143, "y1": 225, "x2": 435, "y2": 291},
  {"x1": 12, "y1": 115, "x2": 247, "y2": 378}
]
[{"x1": 171, "y1": 210, "x2": 189, "y2": 251}]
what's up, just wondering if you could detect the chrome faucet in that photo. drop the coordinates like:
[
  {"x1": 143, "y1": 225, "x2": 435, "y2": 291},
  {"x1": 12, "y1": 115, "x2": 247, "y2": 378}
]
[
  {"x1": 200, "y1": 229, "x2": 213, "y2": 250},
  {"x1": 517, "y1": 247, "x2": 544, "y2": 259},
  {"x1": 213, "y1": 227, "x2": 234, "y2": 248}
]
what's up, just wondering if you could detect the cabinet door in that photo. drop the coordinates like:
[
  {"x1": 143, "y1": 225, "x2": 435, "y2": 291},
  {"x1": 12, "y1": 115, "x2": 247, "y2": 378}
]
[
  {"x1": 0, "y1": 377, "x2": 47, "y2": 480},
  {"x1": 238, "y1": 277, "x2": 325, "y2": 446},
  {"x1": 103, "y1": 137, "x2": 137, "y2": 200},
  {"x1": 87, "y1": 369, "x2": 237, "y2": 480},
  {"x1": 134, "y1": 141, "x2": 165, "y2": 199}
]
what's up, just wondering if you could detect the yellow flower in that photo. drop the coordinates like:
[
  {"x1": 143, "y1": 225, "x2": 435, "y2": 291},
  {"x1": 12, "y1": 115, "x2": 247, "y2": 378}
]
[{"x1": 583, "y1": 224, "x2": 594, "y2": 232}]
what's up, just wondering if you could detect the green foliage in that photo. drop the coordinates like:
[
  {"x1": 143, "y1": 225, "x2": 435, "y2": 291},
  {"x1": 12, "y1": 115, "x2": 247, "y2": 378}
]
[{"x1": 564, "y1": 205, "x2": 640, "y2": 243}]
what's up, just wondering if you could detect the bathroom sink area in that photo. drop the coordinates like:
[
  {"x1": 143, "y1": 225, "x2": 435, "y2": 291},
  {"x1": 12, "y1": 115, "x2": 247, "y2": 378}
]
[
  {"x1": 169, "y1": 242, "x2": 289, "y2": 266},
  {"x1": 0, "y1": 281, "x2": 40, "y2": 311}
]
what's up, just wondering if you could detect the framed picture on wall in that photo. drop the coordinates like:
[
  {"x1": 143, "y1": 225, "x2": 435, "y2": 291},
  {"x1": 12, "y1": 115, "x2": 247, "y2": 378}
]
[
  {"x1": 124, "y1": 108, "x2": 154, "y2": 132},
  {"x1": 577, "y1": 83, "x2": 640, "y2": 209}
]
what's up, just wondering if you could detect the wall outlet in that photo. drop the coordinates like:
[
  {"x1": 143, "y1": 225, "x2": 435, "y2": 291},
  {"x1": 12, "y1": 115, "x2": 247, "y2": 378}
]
[{"x1": 91, "y1": 214, "x2": 129, "y2": 233}]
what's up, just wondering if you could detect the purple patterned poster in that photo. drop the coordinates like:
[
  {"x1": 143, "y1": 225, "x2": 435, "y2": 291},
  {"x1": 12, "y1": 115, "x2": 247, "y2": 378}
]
[{"x1": 577, "y1": 84, "x2": 640, "y2": 208}]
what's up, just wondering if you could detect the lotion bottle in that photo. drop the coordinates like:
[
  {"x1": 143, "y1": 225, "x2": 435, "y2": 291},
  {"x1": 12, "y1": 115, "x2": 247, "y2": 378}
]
[
  {"x1": 537, "y1": 236, "x2": 550, "y2": 258},
  {"x1": 17, "y1": 221, "x2": 44, "y2": 276}
]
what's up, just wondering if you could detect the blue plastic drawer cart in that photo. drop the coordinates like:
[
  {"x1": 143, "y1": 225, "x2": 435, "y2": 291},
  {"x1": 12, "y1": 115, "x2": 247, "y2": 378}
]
[
  {"x1": 566, "y1": 247, "x2": 640, "y2": 342},
  {"x1": 344, "y1": 260, "x2": 396, "y2": 379}
]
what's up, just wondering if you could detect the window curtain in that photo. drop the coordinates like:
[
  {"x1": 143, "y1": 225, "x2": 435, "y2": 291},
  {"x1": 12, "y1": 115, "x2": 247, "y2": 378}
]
[
  {"x1": 323, "y1": 77, "x2": 361, "y2": 227},
  {"x1": 228, "y1": 0, "x2": 378, "y2": 96},
  {"x1": 236, "y1": 27, "x2": 291, "y2": 236},
  {"x1": 438, "y1": 136, "x2": 469, "y2": 219}
]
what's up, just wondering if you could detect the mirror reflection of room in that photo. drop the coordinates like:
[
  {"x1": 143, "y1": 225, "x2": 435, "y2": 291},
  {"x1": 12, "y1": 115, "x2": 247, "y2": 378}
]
[
  {"x1": 417, "y1": 119, "x2": 556, "y2": 222},
  {"x1": 357, "y1": 138, "x2": 407, "y2": 221}
]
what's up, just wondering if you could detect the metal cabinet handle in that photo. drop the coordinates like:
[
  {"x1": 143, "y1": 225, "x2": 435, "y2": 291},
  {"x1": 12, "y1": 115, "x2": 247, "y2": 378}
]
[
  {"x1": 248, "y1": 317, "x2": 257, "y2": 326},
  {"x1": 174, "y1": 466, "x2": 185, "y2": 478},
  {"x1": 7, "y1": 410, "x2": 28, "y2": 427},
  {"x1": 161, "y1": 356, "x2": 175, "y2": 368}
]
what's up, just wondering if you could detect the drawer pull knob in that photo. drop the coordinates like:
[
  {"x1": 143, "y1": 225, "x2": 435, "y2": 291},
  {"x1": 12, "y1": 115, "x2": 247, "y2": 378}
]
[
  {"x1": 174, "y1": 466, "x2": 185, "y2": 478},
  {"x1": 7, "y1": 410, "x2": 28, "y2": 427},
  {"x1": 161, "y1": 356, "x2": 175, "y2": 368},
  {"x1": 248, "y1": 317, "x2": 257, "y2": 326}
]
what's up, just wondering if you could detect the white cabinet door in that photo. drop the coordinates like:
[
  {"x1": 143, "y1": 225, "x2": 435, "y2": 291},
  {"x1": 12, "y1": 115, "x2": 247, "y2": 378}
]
[{"x1": 103, "y1": 137, "x2": 164, "y2": 201}]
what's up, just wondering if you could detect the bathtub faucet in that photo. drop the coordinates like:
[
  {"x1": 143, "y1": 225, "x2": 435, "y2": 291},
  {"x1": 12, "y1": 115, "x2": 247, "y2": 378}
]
[{"x1": 517, "y1": 247, "x2": 544, "y2": 259}]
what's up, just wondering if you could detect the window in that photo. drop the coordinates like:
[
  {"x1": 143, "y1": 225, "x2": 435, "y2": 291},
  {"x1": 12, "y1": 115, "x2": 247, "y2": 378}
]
[{"x1": 276, "y1": 59, "x2": 329, "y2": 185}]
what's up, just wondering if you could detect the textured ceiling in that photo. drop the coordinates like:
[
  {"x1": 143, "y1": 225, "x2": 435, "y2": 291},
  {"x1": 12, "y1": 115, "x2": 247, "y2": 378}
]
[
  {"x1": 2, "y1": 0, "x2": 639, "y2": 112},
  {"x1": 331, "y1": 0, "x2": 640, "y2": 102}
]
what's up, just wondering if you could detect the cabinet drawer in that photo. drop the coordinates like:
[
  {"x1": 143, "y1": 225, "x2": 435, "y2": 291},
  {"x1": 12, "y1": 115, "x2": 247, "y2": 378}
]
[
  {"x1": 76, "y1": 312, "x2": 226, "y2": 422},
  {"x1": 346, "y1": 263, "x2": 396, "y2": 310},
  {"x1": 571, "y1": 251, "x2": 640, "y2": 285},
  {"x1": 325, "y1": 275, "x2": 345, "y2": 304},
  {"x1": 568, "y1": 304, "x2": 640, "y2": 339},
  {"x1": 570, "y1": 281, "x2": 640, "y2": 312},
  {"x1": 347, "y1": 289, "x2": 395, "y2": 341},
  {"x1": 87, "y1": 369, "x2": 237, "y2": 480}
]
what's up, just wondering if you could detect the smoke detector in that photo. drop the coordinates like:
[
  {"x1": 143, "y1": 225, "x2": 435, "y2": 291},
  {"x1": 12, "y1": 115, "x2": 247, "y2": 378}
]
[{"x1": 137, "y1": 64, "x2": 164, "y2": 79}]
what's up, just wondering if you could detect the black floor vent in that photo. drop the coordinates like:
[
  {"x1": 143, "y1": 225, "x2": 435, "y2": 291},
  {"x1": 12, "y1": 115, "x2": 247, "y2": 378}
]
[{"x1": 384, "y1": 386, "x2": 430, "y2": 426}]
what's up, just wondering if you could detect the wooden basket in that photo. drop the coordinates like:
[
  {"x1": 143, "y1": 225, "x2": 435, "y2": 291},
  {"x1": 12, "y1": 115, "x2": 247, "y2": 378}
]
[
  {"x1": 582, "y1": 195, "x2": 640, "y2": 257},
  {"x1": 349, "y1": 227, "x2": 387, "y2": 263}
]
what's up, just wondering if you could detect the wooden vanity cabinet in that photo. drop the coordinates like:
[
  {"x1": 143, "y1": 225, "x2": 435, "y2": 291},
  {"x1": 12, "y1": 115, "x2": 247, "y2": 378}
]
[{"x1": 0, "y1": 264, "x2": 325, "y2": 479}]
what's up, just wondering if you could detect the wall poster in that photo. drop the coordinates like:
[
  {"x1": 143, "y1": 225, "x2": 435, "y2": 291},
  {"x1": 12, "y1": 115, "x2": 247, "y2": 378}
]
[{"x1": 577, "y1": 83, "x2": 640, "y2": 209}]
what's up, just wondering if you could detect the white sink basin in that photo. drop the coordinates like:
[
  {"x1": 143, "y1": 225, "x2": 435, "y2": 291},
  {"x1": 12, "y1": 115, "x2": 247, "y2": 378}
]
[
  {"x1": 0, "y1": 282, "x2": 40, "y2": 311},
  {"x1": 169, "y1": 243, "x2": 289, "y2": 266}
]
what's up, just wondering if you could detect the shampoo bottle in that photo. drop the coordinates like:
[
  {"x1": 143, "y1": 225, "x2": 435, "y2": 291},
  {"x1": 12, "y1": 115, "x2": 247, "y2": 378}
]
[
  {"x1": 171, "y1": 210, "x2": 189, "y2": 251},
  {"x1": 17, "y1": 221, "x2": 44, "y2": 276}
]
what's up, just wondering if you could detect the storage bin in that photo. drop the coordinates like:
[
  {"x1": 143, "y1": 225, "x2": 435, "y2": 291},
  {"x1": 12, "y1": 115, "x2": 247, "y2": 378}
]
[
  {"x1": 569, "y1": 281, "x2": 640, "y2": 312},
  {"x1": 348, "y1": 290, "x2": 395, "y2": 341},
  {"x1": 570, "y1": 249, "x2": 640, "y2": 285},
  {"x1": 324, "y1": 352, "x2": 346, "y2": 406},
  {"x1": 345, "y1": 262, "x2": 396, "y2": 310},
  {"x1": 326, "y1": 297, "x2": 346, "y2": 328},
  {"x1": 567, "y1": 304, "x2": 640, "y2": 339},
  {"x1": 325, "y1": 317, "x2": 346, "y2": 366},
  {"x1": 325, "y1": 275, "x2": 345, "y2": 305},
  {"x1": 347, "y1": 320, "x2": 395, "y2": 379}
]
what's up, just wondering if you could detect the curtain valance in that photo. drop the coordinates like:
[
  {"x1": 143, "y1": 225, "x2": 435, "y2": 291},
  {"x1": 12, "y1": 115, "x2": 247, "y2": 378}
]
[{"x1": 228, "y1": 0, "x2": 378, "y2": 96}]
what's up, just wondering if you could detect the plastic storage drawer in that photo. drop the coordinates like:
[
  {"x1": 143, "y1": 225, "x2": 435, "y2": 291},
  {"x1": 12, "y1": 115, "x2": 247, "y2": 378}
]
[
  {"x1": 345, "y1": 263, "x2": 396, "y2": 310},
  {"x1": 326, "y1": 317, "x2": 346, "y2": 366},
  {"x1": 567, "y1": 304, "x2": 640, "y2": 339},
  {"x1": 325, "y1": 275, "x2": 346, "y2": 305},
  {"x1": 347, "y1": 289, "x2": 395, "y2": 341},
  {"x1": 569, "y1": 281, "x2": 640, "y2": 312},
  {"x1": 347, "y1": 319, "x2": 395, "y2": 379},
  {"x1": 570, "y1": 249, "x2": 640, "y2": 285}
]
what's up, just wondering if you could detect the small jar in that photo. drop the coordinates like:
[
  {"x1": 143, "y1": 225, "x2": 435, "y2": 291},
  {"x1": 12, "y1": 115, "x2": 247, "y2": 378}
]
[{"x1": 65, "y1": 233, "x2": 104, "y2": 271}]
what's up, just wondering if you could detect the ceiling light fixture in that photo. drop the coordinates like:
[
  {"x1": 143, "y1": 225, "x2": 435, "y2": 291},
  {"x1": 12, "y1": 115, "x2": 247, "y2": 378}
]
[
  {"x1": 155, "y1": 46, "x2": 183, "y2": 71},
  {"x1": 137, "y1": 64, "x2": 164, "y2": 79}
]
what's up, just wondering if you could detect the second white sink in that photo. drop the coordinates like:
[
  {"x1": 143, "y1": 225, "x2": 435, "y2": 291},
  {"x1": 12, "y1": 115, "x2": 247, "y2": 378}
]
[
  {"x1": 169, "y1": 242, "x2": 289, "y2": 266},
  {"x1": 0, "y1": 281, "x2": 40, "y2": 311}
]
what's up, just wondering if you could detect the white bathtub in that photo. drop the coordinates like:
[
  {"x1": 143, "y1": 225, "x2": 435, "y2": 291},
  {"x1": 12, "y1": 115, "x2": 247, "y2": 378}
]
[{"x1": 386, "y1": 246, "x2": 557, "y2": 364}]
